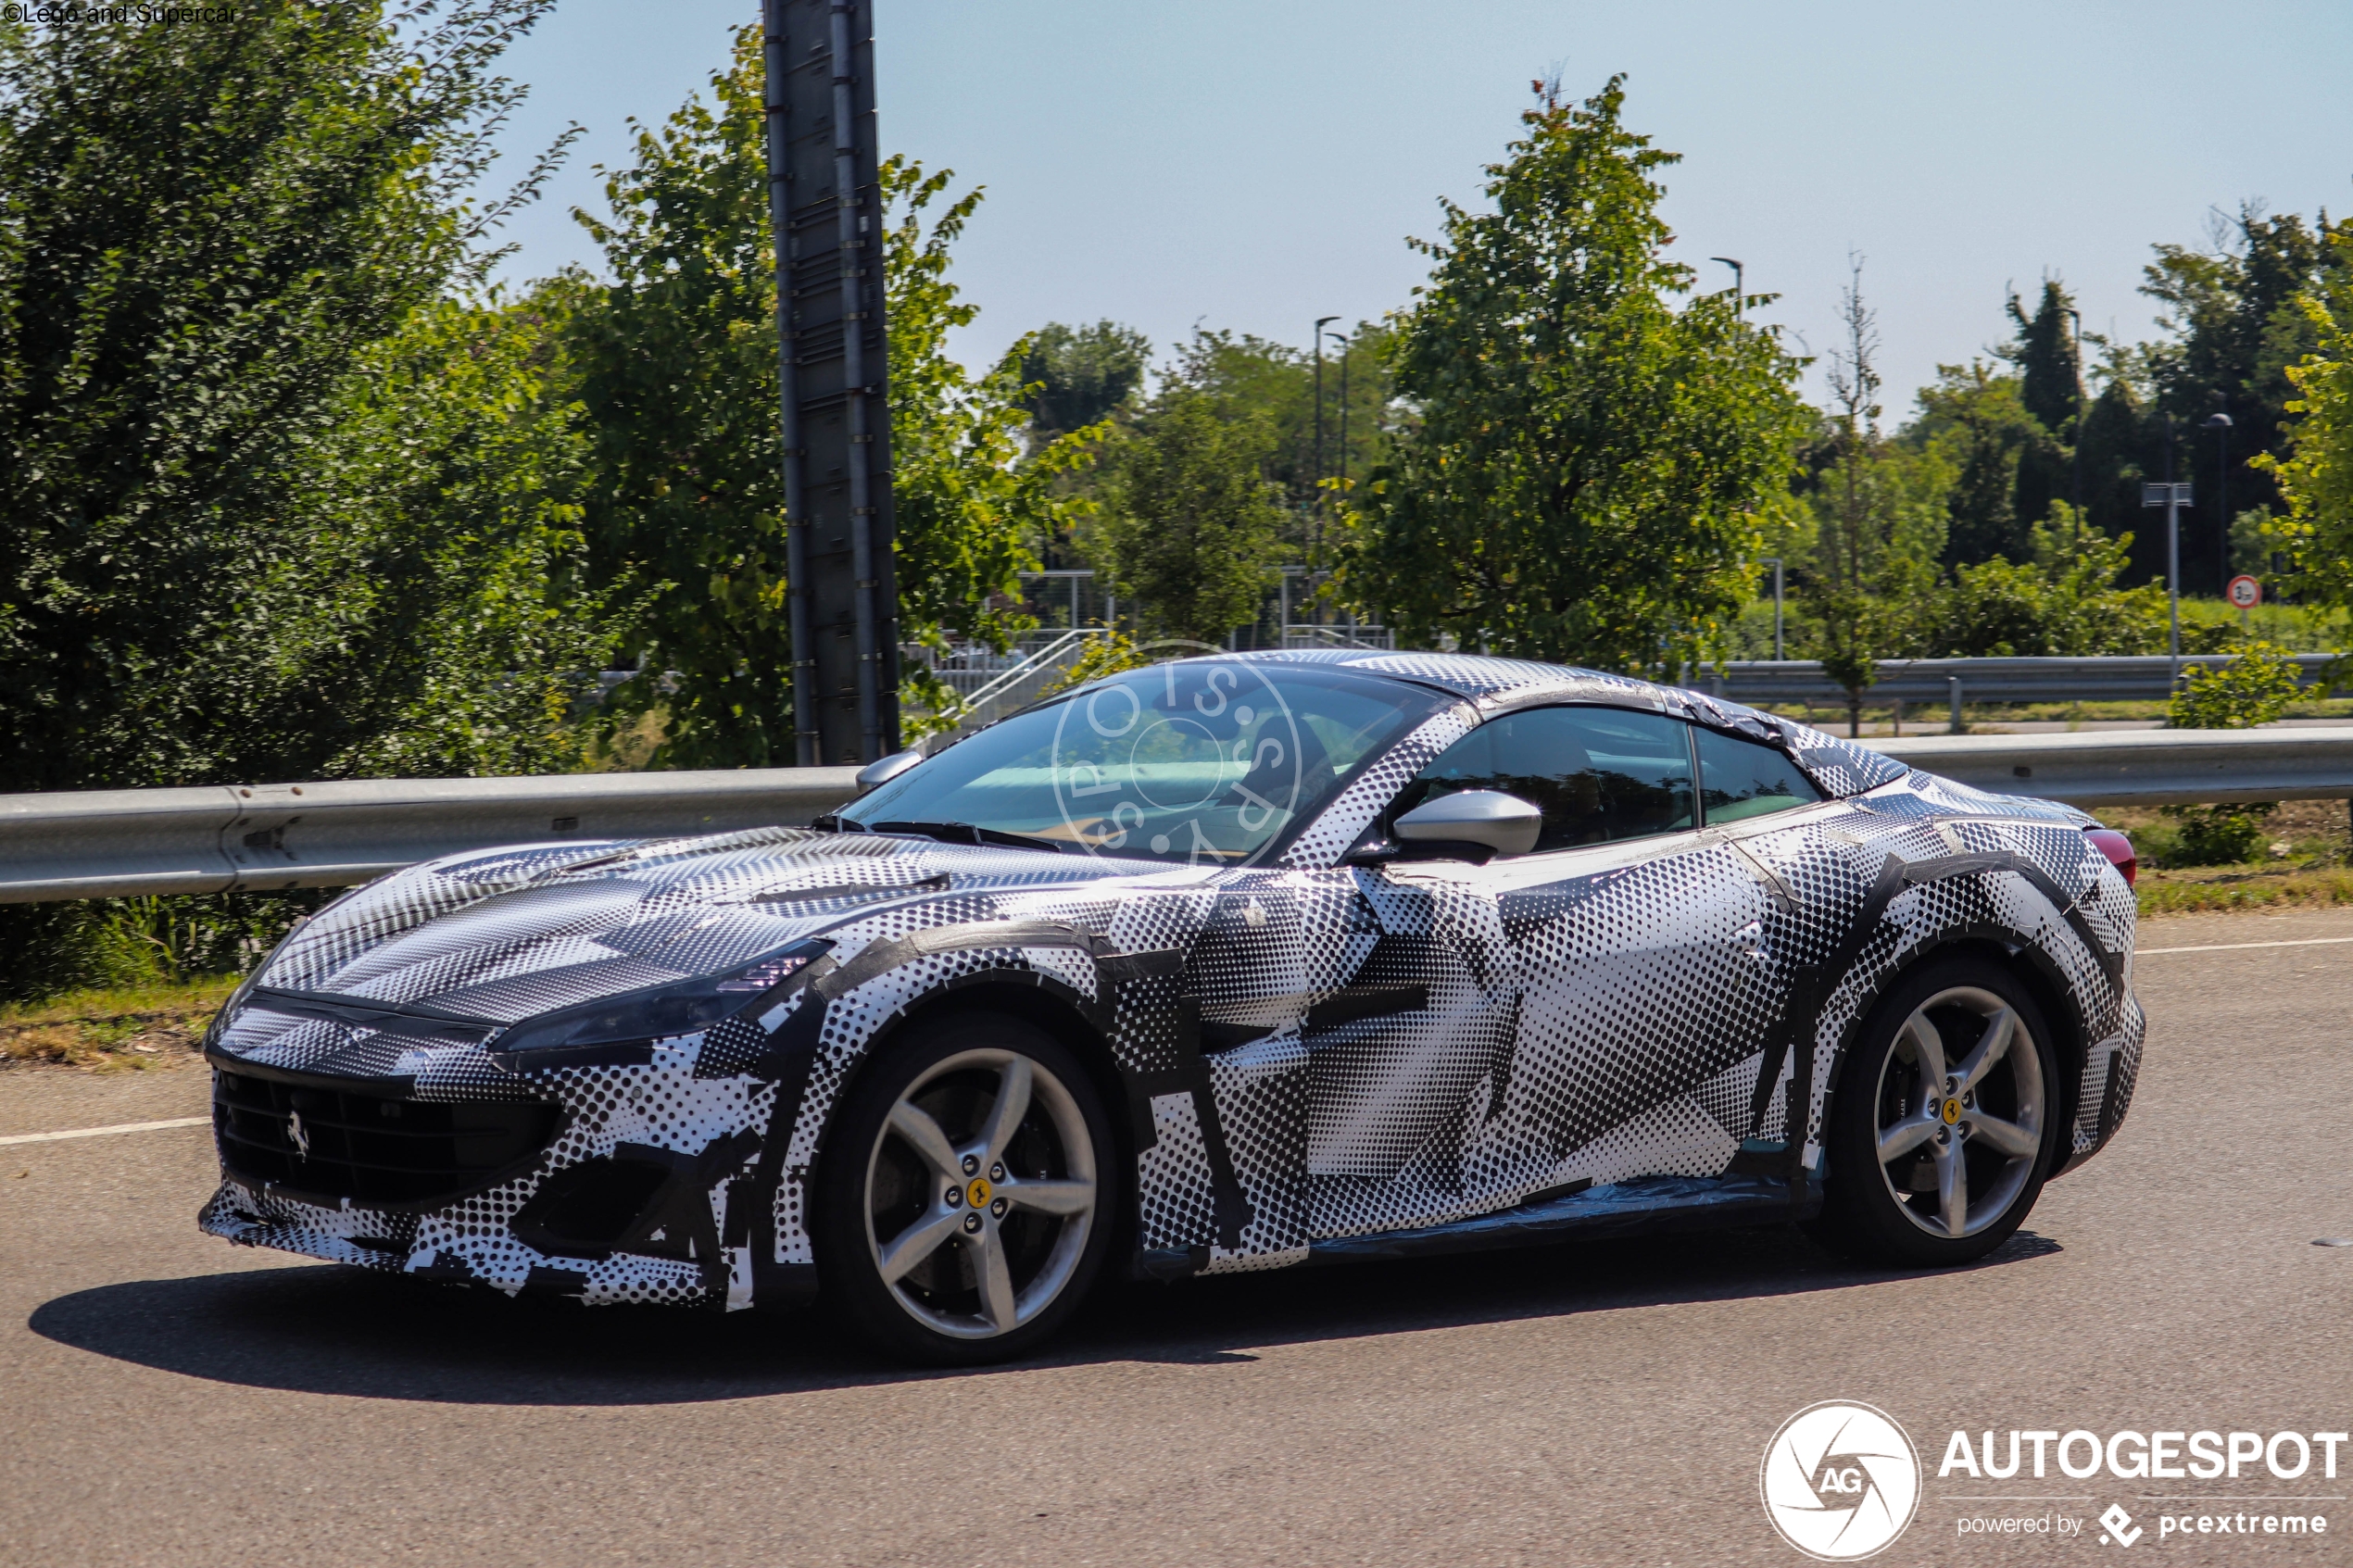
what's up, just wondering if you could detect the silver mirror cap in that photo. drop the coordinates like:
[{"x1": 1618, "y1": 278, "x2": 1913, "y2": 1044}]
[
  {"x1": 1392, "y1": 789, "x2": 1542, "y2": 857},
  {"x1": 855, "y1": 748, "x2": 925, "y2": 791}
]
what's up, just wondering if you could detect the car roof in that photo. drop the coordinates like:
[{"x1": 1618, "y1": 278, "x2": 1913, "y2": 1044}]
[
  {"x1": 1181, "y1": 648, "x2": 1916, "y2": 799},
  {"x1": 1224, "y1": 647, "x2": 1675, "y2": 708}
]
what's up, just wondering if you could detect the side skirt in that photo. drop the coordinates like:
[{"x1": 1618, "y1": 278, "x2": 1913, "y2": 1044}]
[
  {"x1": 1302, "y1": 1173, "x2": 1809, "y2": 1266},
  {"x1": 1131, "y1": 1173, "x2": 1810, "y2": 1278}
]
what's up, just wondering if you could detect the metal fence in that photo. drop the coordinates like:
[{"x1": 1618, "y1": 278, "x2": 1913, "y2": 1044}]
[
  {"x1": 2, "y1": 727, "x2": 2349, "y2": 905},
  {"x1": 1700, "y1": 654, "x2": 2347, "y2": 712}
]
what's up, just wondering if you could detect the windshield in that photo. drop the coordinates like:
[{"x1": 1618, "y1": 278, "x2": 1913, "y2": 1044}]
[{"x1": 841, "y1": 659, "x2": 1447, "y2": 867}]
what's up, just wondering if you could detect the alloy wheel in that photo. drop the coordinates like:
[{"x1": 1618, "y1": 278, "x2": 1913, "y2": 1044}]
[
  {"x1": 1870, "y1": 985, "x2": 2046, "y2": 1239},
  {"x1": 862, "y1": 1047, "x2": 1099, "y2": 1340}
]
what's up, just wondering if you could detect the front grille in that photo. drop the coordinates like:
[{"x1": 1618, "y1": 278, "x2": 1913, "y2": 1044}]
[{"x1": 213, "y1": 1068, "x2": 560, "y2": 1207}]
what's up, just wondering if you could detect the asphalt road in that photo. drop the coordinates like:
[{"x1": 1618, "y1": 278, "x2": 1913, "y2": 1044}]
[{"x1": 6, "y1": 906, "x2": 2353, "y2": 1567}]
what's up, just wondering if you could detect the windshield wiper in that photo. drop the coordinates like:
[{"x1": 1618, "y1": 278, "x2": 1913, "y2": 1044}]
[{"x1": 867, "y1": 820, "x2": 1069, "y2": 855}]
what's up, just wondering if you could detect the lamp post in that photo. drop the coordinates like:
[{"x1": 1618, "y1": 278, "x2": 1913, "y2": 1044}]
[
  {"x1": 2204, "y1": 411, "x2": 2233, "y2": 596},
  {"x1": 1329, "y1": 331, "x2": 1351, "y2": 504},
  {"x1": 2065, "y1": 306, "x2": 2085, "y2": 528},
  {"x1": 2142, "y1": 418, "x2": 2190, "y2": 688},
  {"x1": 1710, "y1": 257, "x2": 1744, "y2": 315},
  {"x1": 1758, "y1": 557, "x2": 1784, "y2": 660},
  {"x1": 1313, "y1": 315, "x2": 1339, "y2": 561}
]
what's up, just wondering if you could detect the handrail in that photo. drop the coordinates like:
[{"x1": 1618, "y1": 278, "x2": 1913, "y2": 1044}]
[{"x1": 959, "y1": 627, "x2": 1110, "y2": 714}]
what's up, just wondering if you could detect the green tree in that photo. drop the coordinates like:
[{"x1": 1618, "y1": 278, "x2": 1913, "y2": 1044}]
[
  {"x1": 567, "y1": 28, "x2": 1091, "y2": 763},
  {"x1": 2005, "y1": 279, "x2": 2082, "y2": 435},
  {"x1": 883, "y1": 157, "x2": 1101, "y2": 723},
  {"x1": 0, "y1": 0, "x2": 565, "y2": 790},
  {"x1": 1019, "y1": 320, "x2": 1150, "y2": 439},
  {"x1": 1092, "y1": 392, "x2": 1285, "y2": 644},
  {"x1": 2141, "y1": 204, "x2": 2352, "y2": 589},
  {"x1": 1346, "y1": 76, "x2": 1808, "y2": 675},
  {"x1": 2259, "y1": 223, "x2": 2353, "y2": 615},
  {"x1": 1804, "y1": 258, "x2": 1946, "y2": 731},
  {"x1": 1997, "y1": 279, "x2": 2081, "y2": 533},
  {"x1": 1910, "y1": 362, "x2": 2045, "y2": 566},
  {"x1": 276, "y1": 293, "x2": 616, "y2": 779},
  {"x1": 2071, "y1": 361, "x2": 2166, "y2": 574}
]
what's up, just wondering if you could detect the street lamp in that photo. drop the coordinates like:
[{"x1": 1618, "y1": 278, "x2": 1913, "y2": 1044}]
[
  {"x1": 1710, "y1": 257, "x2": 1744, "y2": 315},
  {"x1": 2203, "y1": 411, "x2": 2233, "y2": 596},
  {"x1": 2065, "y1": 307, "x2": 2085, "y2": 527},
  {"x1": 1313, "y1": 315, "x2": 1339, "y2": 559},
  {"x1": 1757, "y1": 557, "x2": 1784, "y2": 661},
  {"x1": 1328, "y1": 331, "x2": 1352, "y2": 501},
  {"x1": 2142, "y1": 416, "x2": 2190, "y2": 684}
]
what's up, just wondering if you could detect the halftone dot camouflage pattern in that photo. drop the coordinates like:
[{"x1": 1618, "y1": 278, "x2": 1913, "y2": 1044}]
[{"x1": 201, "y1": 653, "x2": 2142, "y2": 1307}]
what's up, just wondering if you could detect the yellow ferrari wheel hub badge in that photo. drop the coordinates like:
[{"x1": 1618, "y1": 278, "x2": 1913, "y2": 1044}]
[
  {"x1": 967, "y1": 1176, "x2": 993, "y2": 1209},
  {"x1": 1941, "y1": 1098, "x2": 1962, "y2": 1125}
]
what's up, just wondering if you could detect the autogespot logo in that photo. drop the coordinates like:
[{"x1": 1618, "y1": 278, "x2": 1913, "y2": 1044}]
[{"x1": 1761, "y1": 1401, "x2": 1923, "y2": 1561}]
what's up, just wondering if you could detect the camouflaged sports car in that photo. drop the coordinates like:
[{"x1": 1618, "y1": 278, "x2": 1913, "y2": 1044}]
[{"x1": 200, "y1": 651, "x2": 2145, "y2": 1362}]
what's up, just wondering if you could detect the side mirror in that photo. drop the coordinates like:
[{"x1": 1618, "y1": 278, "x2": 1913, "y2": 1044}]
[
  {"x1": 1392, "y1": 790, "x2": 1541, "y2": 859},
  {"x1": 855, "y1": 748, "x2": 925, "y2": 791}
]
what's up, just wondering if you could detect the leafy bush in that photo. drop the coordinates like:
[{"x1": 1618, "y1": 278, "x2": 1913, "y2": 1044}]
[
  {"x1": 2158, "y1": 640, "x2": 2303, "y2": 865},
  {"x1": 0, "y1": 892, "x2": 324, "y2": 1005},
  {"x1": 1929, "y1": 515, "x2": 2168, "y2": 657},
  {"x1": 2169, "y1": 640, "x2": 2303, "y2": 729}
]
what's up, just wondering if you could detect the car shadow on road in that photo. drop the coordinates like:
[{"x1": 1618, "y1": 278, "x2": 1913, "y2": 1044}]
[{"x1": 28, "y1": 1224, "x2": 2062, "y2": 1406}]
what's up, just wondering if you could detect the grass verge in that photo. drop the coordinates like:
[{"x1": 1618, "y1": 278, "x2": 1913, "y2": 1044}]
[
  {"x1": 2136, "y1": 867, "x2": 2353, "y2": 917},
  {"x1": 0, "y1": 975, "x2": 238, "y2": 1072}
]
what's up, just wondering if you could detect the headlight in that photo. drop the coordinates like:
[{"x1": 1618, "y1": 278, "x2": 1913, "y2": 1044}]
[{"x1": 489, "y1": 941, "x2": 828, "y2": 1060}]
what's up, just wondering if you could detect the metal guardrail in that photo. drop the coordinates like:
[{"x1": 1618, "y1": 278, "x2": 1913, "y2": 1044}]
[
  {"x1": 0, "y1": 769, "x2": 862, "y2": 904},
  {"x1": 1705, "y1": 654, "x2": 2347, "y2": 708},
  {"x1": 1, "y1": 727, "x2": 2348, "y2": 905},
  {"x1": 1867, "y1": 726, "x2": 2353, "y2": 809}
]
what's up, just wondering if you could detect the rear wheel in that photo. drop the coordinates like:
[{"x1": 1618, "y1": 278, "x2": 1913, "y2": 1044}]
[
  {"x1": 813, "y1": 1013, "x2": 1115, "y2": 1364},
  {"x1": 1813, "y1": 955, "x2": 2061, "y2": 1267}
]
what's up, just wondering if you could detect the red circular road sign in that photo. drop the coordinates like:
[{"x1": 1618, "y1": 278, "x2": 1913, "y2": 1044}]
[{"x1": 2226, "y1": 574, "x2": 2262, "y2": 609}]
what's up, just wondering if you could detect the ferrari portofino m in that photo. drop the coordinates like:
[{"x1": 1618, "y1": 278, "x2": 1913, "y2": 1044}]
[{"x1": 201, "y1": 652, "x2": 2144, "y2": 1362}]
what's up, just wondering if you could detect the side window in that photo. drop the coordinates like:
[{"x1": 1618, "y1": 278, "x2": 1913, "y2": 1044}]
[
  {"x1": 1391, "y1": 706, "x2": 1696, "y2": 854},
  {"x1": 1695, "y1": 726, "x2": 1823, "y2": 823}
]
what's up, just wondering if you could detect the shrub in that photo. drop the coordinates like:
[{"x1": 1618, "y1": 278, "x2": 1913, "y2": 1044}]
[{"x1": 2159, "y1": 641, "x2": 2303, "y2": 865}]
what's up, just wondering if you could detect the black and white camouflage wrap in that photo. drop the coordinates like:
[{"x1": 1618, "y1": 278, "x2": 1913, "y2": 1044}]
[{"x1": 200, "y1": 651, "x2": 2143, "y2": 1307}]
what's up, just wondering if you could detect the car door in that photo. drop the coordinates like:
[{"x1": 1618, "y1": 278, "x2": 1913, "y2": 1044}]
[{"x1": 1304, "y1": 705, "x2": 1788, "y2": 1240}]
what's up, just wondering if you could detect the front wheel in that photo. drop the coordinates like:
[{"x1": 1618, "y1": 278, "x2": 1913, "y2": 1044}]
[
  {"x1": 812, "y1": 1013, "x2": 1117, "y2": 1365},
  {"x1": 1812, "y1": 955, "x2": 2062, "y2": 1267}
]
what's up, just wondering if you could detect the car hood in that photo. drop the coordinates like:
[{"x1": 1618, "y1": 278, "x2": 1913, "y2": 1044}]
[{"x1": 244, "y1": 827, "x2": 1169, "y2": 1026}]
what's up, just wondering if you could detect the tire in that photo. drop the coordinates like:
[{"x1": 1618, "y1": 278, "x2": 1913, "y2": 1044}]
[
  {"x1": 1811, "y1": 954, "x2": 2063, "y2": 1267},
  {"x1": 812, "y1": 1011, "x2": 1118, "y2": 1365}
]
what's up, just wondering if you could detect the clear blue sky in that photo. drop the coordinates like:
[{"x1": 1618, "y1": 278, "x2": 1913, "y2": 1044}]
[{"x1": 489, "y1": 0, "x2": 2353, "y2": 414}]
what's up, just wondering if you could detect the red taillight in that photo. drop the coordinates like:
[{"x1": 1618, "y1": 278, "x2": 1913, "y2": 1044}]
[{"x1": 2086, "y1": 827, "x2": 2136, "y2": 888}]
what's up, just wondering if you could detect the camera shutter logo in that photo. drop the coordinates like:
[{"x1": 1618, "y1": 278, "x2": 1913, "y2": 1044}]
[{"x1": 1760, "y1": 1401, "x2": 1921, "y2": 1560}]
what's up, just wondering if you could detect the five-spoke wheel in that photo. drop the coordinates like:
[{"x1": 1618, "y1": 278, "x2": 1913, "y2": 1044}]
[
  {"x1": 1870, "y1": 985, "x2": 2045, "y2": 1239},
  {"x1": 815, "y1": 1014, "x2": 1116, "y2": 1363},
  {"x1": 1815, "y1": 956, "x2": 2061, "y2": 1265}
]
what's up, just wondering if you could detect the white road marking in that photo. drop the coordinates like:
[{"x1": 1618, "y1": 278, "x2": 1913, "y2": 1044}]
[
  {"x1": 2135, "y1": 935, "x2": 2353, "y2": 957},
  {"x1": 0, "y1": 1115, "x2": 208, "y2": 1148}
]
